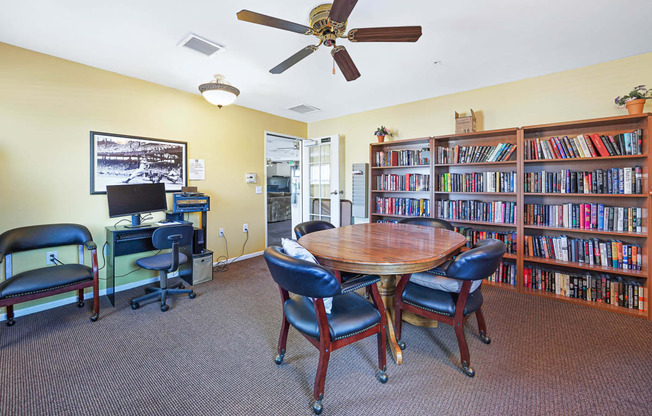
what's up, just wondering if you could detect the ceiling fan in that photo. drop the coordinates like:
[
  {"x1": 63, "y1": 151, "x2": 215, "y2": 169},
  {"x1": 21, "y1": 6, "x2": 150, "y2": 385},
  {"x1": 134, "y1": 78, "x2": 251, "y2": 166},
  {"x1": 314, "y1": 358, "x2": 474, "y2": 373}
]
[{"x1": 236, "y1": 0, "x2": 422, "y2": 81}]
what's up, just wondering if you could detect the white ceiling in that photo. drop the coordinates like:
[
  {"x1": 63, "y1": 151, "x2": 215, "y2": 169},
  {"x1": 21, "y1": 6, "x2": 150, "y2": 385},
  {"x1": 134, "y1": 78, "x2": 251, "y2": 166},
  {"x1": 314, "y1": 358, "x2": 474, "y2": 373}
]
[{"x1": 2, "y1": 1, "x2": 652, "y2": 123}]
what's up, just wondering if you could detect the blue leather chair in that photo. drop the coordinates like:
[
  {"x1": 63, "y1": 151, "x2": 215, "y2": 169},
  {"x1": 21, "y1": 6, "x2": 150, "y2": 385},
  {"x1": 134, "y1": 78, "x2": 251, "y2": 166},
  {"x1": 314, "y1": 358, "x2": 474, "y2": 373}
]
[
  {"x1": 293, "y1": 220, "x2": 360, "y2": 283},
  {"x1": 264, "y1": 246, "x2": 387, "y2": 415},
  {"x1": 130, "y1": 225, "x2": 196, "y2": 312},
  {"x1": 398, "y1": 217, "x2": 454, "y2": 230},
  {"x1": 0, "y1": 223, "x2": 100, "y2": 326},
  {"x1": 394, "y1": 238, "x2": 505, "y2": 377}
]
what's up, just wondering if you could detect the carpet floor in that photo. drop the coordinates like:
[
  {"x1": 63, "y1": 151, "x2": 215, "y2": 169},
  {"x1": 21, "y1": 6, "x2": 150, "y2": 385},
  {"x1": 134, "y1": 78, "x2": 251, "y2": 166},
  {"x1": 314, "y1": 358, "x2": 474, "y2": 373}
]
[{"x1": 1, "y1": 255, "x2": 650, "y2": 415}]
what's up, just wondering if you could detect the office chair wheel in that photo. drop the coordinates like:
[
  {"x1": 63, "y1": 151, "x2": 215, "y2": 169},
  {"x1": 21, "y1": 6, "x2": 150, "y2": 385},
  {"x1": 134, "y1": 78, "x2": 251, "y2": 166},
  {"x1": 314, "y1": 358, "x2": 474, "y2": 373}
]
[
  {"x1": 161, "y1": 304, "x2": 169, "y2": 312},
  {"x1": 131, "y1": 302, "x2": 140, "y2": 310},
  {"x1": 274, "y1": 353, "x2": 285, "y2": 365},
  {"x1": 312, "y1": 399, "x2": 323, "y2": 415},
  {"x1": 178, "y1": 284, "x2": 185, "y2": 289},
  {"x1": 6, "y1": 318, "x2": 15, "y2": 327},
  {"x1": 90, "y1": 314, "x2": 99, "y2": 322},
  {"x1": 397, "y1": 340, "x2": 406, "y2": 350},
  {"x1": 189, "y1": 292, "x2": 196, "y2": 299},
  {"x1": 479, "y1": 331, "x2": 491, "y2": 344},
  {"x1": 378, "y1": 370, "x2": 388, "y2": 384},
  {"x1": 77, "y1": 301, "x2": 85, "y2": 308},
  {"x1": 461, "y1": 361, "x2": 475, "y2": 378}
]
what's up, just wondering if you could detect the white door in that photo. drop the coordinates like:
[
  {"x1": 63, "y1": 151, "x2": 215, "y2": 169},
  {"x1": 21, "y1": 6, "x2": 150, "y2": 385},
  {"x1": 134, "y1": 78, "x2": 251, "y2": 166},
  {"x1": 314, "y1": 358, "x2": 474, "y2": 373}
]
[{"x1": 302, "y1": 134, "x2": 341, "y2": 226}]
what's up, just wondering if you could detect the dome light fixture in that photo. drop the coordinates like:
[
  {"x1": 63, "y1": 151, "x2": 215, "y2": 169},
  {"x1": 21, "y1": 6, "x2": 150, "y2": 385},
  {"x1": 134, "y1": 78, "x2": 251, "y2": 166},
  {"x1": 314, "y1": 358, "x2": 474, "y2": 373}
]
[{"x1": 198, "y1": 74, "x2": 240, "y2": 108}]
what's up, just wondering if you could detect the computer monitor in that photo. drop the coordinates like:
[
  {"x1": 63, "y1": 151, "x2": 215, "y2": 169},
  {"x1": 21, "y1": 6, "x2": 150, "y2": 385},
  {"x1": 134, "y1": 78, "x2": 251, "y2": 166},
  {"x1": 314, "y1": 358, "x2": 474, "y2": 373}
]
[{"x1": 106, "y1": 183, "x2": 167, "y2": 228}]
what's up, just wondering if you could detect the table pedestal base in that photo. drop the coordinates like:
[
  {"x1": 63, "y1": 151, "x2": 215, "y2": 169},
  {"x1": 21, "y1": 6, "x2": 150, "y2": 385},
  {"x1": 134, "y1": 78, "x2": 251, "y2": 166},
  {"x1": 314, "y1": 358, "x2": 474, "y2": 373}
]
[{"x1": 402, "y1": 311, "x2": 439, "y2": 328}]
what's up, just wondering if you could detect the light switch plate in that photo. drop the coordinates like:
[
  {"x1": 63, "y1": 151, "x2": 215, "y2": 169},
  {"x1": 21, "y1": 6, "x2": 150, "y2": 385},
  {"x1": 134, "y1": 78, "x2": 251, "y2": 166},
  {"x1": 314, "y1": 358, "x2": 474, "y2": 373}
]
[{"x1": 256, "y1": 186, "x2": 262, "y2": 194}]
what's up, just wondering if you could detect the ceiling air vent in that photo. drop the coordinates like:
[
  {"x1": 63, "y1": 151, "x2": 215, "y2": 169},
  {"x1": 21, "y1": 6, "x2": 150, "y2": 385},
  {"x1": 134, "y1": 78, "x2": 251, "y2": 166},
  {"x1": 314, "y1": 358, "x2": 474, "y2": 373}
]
[
  {"x1": 288, "y1": 104, "x2": 320, "y2": 114},
  {"x1": 179, "y1": 34, "x2": 225, "y2": 57}
]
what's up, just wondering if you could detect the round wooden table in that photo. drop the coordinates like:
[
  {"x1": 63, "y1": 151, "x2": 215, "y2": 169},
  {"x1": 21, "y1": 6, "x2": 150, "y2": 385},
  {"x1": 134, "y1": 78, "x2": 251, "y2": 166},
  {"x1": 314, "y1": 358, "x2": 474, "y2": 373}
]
[{"x1": 298, "y1": 222, "x2": 467, "y2": 364}]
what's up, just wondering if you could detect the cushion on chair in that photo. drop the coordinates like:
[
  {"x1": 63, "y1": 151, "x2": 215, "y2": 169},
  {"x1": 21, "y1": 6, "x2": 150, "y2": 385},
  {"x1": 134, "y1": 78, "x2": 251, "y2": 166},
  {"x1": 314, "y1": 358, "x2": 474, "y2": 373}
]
[
  {"x1": 281, "y1": 238, "x2": 332, "y2": 314},
  {"x1": 284, "y1": 292, "x2": 381, "y2": 341},
  {"x1": 0, "y1": 264, "x2": 93, "y2": 299},
  {"x1": 410, "y1": 272, "x2": 482, "y2": 293},
  {"x1": 136, "y1": 252, "x2": 188, "y2": 271},
  {"x1": 401, "y1": 282, "x2": 483, "y2": 317}
]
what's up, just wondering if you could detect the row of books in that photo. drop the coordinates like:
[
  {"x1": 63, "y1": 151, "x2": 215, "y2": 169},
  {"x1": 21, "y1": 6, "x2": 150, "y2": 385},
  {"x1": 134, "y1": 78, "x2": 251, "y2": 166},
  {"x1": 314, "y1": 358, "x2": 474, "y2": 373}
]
[
  {"x1": 487, "y1": 261, "x2": 517, "y2": 286},
  {"x1": 437, "y1": 171, "x2": 516, "y2": 193},
  {"x1": 436, "y1": 200, "x2": 517, "y2": 224},
  {"x1": 524, "y1": 130, "x2": 643, "y2": 160},
  {"x1": 374, "y1": 148, "x2": 430, "y2": 167},
  {"x1": 454, "y1": 227, "x2": 517, "y2": 254},
  {"x1": 524, "y1": 235, "x2": 642, "y2": 271},
  {"x1": 436, "y1": 142, "x2": 516, "y2": 164},
  {"x1": 376, "y1": 173, "x2": 430, "y2": 191},
  {"x1": 523, "y1": 266, "x2": 645, "y2": 311},
  {"x1": 374, "y1": 197, "x2": 430, "y2": 217},
  {"x1": 524, "y1": 167, "x2": 642, "y2": 195},
  {"x1": 524, "y1": 203, "x2": 643, "y2": 234}
]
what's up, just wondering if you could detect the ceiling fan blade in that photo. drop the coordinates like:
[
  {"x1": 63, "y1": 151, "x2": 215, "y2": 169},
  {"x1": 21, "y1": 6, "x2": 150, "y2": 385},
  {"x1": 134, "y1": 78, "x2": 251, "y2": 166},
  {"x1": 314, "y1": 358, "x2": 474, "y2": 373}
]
[
  {"x1": 270, "y1": 45, "x2": 318, "y2": 74},
  {"x1": 237, "y1": 10, "x2": 313, "y2": 35},
  {"x1": 331, "y1": 46, "x2": 361, "y2": 82},
  {"x1": 348, "y1": 26, "x2": 423, "y2": 42},
  {"x1": 329, "y1": 0, "x2": 358, "y2": 24}
]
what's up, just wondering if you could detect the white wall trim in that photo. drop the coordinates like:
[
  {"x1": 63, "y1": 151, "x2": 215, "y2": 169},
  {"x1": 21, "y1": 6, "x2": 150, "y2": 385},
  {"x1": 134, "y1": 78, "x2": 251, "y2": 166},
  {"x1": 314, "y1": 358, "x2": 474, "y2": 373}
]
[{"x1": 0, "y1": 251, "x2": 263, "y2": 322}]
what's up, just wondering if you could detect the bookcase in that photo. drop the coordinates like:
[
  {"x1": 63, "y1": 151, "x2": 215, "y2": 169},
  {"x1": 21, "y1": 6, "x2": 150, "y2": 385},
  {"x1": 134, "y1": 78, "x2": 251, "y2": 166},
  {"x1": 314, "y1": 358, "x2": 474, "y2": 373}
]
[{"x1": 368, "y1": 114, "x2": 651, "y2": 320}]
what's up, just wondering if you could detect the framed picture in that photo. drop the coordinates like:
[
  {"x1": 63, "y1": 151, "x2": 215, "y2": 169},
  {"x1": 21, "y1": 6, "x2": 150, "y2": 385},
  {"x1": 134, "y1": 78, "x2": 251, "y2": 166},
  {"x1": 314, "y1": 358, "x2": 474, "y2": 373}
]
[{"x1": 90, "y1": 131, "x2": 187, "y2": 194}]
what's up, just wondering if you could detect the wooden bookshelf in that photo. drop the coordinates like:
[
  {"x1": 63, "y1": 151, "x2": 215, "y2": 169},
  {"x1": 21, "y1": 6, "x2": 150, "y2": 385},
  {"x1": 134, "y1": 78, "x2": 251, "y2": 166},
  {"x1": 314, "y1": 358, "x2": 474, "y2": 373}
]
[{"x1": 368, "y1": 114, "x2": 651, "y2": 320}]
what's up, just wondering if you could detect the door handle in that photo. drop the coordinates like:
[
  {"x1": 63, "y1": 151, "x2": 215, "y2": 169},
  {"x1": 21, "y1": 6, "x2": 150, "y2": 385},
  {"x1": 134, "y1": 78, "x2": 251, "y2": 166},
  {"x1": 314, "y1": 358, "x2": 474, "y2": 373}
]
[{"x1": 330, "y1": 190, "x2": 343, "y2": 195}]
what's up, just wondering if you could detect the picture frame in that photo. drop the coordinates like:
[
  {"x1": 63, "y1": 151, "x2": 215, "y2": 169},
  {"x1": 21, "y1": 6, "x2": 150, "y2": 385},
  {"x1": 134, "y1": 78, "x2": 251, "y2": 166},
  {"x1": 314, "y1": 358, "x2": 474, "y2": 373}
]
[{"x1": 90, "y1": 131, "x2": 187, "y2": 194}]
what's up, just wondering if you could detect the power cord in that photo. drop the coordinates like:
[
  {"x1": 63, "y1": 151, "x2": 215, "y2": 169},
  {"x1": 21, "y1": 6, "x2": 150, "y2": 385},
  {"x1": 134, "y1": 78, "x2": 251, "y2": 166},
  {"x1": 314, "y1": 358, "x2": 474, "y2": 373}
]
[{"x1": 213, "y1": 230, "x2": 249, "y2": 273}]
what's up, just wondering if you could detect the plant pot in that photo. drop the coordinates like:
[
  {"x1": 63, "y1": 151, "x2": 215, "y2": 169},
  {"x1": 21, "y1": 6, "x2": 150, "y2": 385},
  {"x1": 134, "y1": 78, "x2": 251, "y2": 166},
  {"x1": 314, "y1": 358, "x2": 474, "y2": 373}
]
[
  {"x1": 377, "y1": 135, "x2": 385, "y2": 143},
  {"x1": 625, "y1": 98, "x2": 646, "y2": 115}
]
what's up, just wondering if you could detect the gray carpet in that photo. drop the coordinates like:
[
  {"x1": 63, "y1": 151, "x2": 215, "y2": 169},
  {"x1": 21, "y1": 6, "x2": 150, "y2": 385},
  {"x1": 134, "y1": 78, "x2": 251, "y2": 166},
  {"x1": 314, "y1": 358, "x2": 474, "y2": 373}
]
[
  {"x1": 267, "y1": 219, "x2": 292, "y2": 247},
  {"x1": 1, "y1": 256, "x2": 651, "y2": 415}
]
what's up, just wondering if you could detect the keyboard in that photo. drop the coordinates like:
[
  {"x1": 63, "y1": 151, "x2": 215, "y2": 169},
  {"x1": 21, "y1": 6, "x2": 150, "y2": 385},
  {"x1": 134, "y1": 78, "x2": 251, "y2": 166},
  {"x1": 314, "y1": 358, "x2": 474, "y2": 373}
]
[{"x1": 116, "y1": 230, "x2": 154, "y2": 241}]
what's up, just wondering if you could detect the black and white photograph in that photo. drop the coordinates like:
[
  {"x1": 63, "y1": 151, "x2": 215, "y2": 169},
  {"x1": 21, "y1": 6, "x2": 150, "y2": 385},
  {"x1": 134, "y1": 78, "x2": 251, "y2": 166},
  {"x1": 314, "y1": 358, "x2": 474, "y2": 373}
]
[{"x1": 90, "y1": 131, "x2": 187, "y2": 194}]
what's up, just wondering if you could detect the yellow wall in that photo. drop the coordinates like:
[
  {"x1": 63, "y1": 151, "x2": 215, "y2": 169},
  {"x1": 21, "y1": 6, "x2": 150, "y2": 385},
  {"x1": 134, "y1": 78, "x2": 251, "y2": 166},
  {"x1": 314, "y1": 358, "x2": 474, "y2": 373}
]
[
  {"x1": 308, "y1": 52, "x2": 652, "y2": 207},
  {"x1": 0, "y1": 42, "x2": 306, "y2": 292}
]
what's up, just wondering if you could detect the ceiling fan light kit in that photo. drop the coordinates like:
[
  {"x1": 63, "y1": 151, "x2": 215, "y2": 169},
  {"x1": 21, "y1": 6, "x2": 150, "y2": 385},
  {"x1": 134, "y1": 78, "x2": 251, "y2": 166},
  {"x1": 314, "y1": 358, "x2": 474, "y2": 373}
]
[
  {"x1": 237, "y1": 0, "x2": 422, "y2": 81},
  {"x1": 198, "y1": 74, "x2": 240, "y2": 108}
]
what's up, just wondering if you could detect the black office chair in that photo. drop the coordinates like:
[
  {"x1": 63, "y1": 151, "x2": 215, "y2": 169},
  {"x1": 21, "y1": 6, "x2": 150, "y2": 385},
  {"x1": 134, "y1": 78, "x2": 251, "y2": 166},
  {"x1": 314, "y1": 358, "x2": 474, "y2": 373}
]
[
  {"x1": 264, "y1": 246, "x2": 387, "y2": 415},
  {"x1": 294, "y1": 220, "x2": 360, "y2": 283},
  {"x1": 394, "y1": 238, "x2": 505, "y2": 377},
  {"x1": 398, "y1": 217, "x2": 454, "y2": 230},
  {"x1": 131, "y1": 225, "x2": 196, "y2": 312}
]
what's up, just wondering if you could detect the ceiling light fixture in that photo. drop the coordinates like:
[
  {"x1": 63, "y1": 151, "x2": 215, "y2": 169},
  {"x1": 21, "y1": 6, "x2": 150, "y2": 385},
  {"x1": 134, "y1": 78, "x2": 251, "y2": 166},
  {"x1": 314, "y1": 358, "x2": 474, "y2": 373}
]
[{"x1": 198, "y1": 74, "x2": 240, "y2": 108}]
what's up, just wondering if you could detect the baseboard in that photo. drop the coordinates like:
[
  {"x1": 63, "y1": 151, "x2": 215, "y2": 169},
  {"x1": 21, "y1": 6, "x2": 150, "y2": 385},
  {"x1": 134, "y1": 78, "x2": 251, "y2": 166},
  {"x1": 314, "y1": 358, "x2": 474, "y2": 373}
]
[{"x1": 1, "y1": 251, "x2": 264, "y2": 322}]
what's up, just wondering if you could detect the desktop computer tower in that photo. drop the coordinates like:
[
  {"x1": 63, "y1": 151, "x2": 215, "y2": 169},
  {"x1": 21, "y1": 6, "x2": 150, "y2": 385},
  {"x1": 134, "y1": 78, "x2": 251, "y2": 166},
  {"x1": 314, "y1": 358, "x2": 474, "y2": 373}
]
[
  {"x1": 193, "y1": 228, "x2": 206, "y2": 254},
  {"x1": 192, "y1": 250, "x2": 213, "y2": 285}
]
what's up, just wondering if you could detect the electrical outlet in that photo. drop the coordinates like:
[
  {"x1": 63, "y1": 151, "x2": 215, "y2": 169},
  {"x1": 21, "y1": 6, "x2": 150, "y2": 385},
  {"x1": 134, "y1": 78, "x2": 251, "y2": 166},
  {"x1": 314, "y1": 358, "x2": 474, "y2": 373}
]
[
  {"x1": 243, "y1": 224, "x2": 248, "y2": 233},
  {"x1": 219, "y1": 228, "x2": 224, "y2": 237},
  {"x1": 46, "y1": 250, "x2": 58, "y2": 265}
]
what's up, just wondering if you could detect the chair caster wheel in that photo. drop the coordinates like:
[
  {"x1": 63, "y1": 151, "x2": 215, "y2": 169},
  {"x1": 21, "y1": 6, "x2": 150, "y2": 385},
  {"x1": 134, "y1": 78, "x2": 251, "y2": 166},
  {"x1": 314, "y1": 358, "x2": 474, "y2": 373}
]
[
  {"x1": 178, "y1": 284, "x2": 185, "y2": 289},
  {"x1": 161, "y1": 304, "x2": 169, "y2": 312},
  {"x1": 131, "y1": 302, "x2": 140, "y2": 310},
  {"x1": 90, "y1": 314, "x2": 99, "y2": 322},
  {"x1": 189, "y1": 292, "x2": 196, "y2": 299},
  {"x1": 6, "y1": 318, "x2": 15, "y2": 327},
  {"x1": 274, "y1": 353, "x2": 285, "y2": 365},
  {"x1": 397, "y1": 340, "x2": 406, "y2": 350},
  {"x1": 480, "y1": 333, "x2": 491, "y2": 344},
  {"x1": 77, "y1": 301, "x2": 85, "y2": 308},
  {"x1": 378, "y1": 371, "x2": 388, "y2": 384},
  {"x1": 312, "y1": 400, "x2": 323, "y2": 415},
  {"x1": 461, "y1": 361, "x2": 475, "y2": 377}
]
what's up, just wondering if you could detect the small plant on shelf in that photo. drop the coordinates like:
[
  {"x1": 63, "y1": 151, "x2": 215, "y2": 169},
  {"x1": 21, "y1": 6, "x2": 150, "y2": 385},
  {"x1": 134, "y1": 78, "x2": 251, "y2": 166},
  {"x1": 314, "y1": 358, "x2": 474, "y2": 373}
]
[
  {"x1": 615, "y1": 85, "x2": 651, "y2": 115},
  {"x1": 374, "y1": 126, "x2": 392, "y2": 142}
]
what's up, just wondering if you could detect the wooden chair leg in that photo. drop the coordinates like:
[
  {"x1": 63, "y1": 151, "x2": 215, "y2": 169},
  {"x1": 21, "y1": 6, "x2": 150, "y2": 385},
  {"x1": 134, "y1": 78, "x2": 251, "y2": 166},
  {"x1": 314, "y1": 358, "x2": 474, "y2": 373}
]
[
  {"x1": 77, "y1": 289, "x2": 84, "y2": 306},
  {"x1": 275, "y1": 315, "x2": 290, "y2": 364},
  {"x1": 313, "y1": 348, "x2": 331, "y2": 403},
  {"x1": 454, "y1": 322, "x2": 474, "y2": 377},
  {"x1": 92, "y1": 279, "x2": 100, "y2": 322},
  {"x1": 475, "y1": 307, "x2": 490, "y2": 344},
  {"x1": 6, "y1": 305, "x2": 15, "y2": 326}
]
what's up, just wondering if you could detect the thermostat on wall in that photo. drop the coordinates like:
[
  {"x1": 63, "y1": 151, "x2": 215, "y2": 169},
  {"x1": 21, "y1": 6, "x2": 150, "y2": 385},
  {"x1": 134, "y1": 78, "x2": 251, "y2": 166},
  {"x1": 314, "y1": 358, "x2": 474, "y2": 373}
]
[{"x1": 245, "y1": 173, "x2": 258, "y2": 183}]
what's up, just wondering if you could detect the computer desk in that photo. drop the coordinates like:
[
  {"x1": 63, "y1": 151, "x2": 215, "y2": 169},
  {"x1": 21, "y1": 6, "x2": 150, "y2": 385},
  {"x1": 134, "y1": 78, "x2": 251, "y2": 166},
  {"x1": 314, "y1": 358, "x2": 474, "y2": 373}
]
[{"x1": 105, "y1": 223, "x2": 193, "y2": 307}]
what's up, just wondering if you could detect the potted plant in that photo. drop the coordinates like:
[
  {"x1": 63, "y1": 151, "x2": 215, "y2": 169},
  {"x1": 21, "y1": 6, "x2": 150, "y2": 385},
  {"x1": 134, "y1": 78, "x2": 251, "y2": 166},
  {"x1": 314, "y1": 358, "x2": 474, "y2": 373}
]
[
  {"x1": 375, "y1": 126, "x2": 392, "y2": 143},
  {"x1": 615, "y1": 85, "x2": 651, "y2": 115}
]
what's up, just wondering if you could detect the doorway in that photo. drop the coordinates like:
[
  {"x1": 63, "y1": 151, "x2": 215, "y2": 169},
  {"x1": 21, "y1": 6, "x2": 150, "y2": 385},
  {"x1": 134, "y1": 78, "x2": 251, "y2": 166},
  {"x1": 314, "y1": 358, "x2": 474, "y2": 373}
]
[{"x1": 265, "y1": 133, "x2": 303, "y2": 246}]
